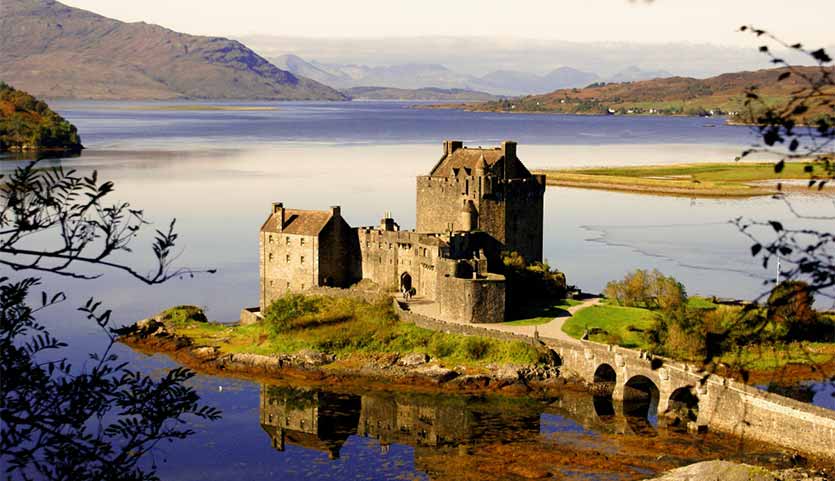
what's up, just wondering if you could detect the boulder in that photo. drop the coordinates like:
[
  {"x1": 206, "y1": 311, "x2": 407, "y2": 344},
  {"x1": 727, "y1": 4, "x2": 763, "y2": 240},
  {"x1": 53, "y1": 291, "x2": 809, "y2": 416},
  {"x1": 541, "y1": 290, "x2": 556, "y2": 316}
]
[
  {"x1": 646, "y1": 461, "x2": 778, "y2": 481},
  {"x1": 229, "y1": 353, "x2": 280, "y2": 369},
  {"x1": 413, "y1": 364, "x2": 458, "y2": 383},
  {"x1": 398, "y1": 352, "x2": 429, "y2": 367},
  {"x1": 192, "y1": 346, "x2": 219, "y2": 360},
  {"x1": 295, "y1": 349, "x2": 335, "y2": 367}
]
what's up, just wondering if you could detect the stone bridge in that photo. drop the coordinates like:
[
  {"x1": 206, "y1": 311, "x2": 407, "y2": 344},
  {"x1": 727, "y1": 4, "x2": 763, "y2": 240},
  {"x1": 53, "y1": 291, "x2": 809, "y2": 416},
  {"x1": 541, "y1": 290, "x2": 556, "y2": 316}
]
[
  {"x1": 394, "y1": 301, "x2": 835, "y2": 459},
  {"x1": 547, "y1": 337, "x2": 835, "y2": 459}
]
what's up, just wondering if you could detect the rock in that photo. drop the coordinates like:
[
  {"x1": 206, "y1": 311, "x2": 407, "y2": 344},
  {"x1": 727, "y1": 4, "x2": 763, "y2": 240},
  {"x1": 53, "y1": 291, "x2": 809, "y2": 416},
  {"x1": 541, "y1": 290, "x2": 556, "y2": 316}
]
[
  {"x1": 646, "y1": 460, "x2": 779, "y2": 481},
  {"x1": 398, "y1": 352, "x2": 429, "y2": 367},
  {"x1": 451, "y1": 374, "x2": 491, "y2": 389},
  {"x1": 295, "y1": 349, "x2": 335, "y2": 367},
  {"x1": 229, "y1": 353, "x2": 280, "y2": 369},
  {"x1": 494, "y1": 365, "x2": 524, "y2": 383},
  {"x1": 413, "y1": 364, "x2": 458, "y2": 383},
  {"x1": 192, "y1": 346, "x2": 219, "y2": 360},
  {"x1": 507, "y1": 465, "x2": 553, "y2": 479}
]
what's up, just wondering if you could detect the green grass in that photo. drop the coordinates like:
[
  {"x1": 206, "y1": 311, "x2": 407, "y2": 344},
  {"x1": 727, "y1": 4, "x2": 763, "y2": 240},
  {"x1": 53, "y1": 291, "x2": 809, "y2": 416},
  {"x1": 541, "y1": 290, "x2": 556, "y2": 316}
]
[
  {"x1": 687, "y1": 296, "x2": 719, "y2": 310},
  {"x1": 163, "y1": 296, "x2": 548, "y2": 369},
  {"x1": 561, "y1": 304, "x2": 656, "y2": 349},
  {"x1": 535, "y1": 162, "x2": 824, "y2": 198},
  {"x1": 505, "y1": 299, "x2": 582, "y2": 326}
]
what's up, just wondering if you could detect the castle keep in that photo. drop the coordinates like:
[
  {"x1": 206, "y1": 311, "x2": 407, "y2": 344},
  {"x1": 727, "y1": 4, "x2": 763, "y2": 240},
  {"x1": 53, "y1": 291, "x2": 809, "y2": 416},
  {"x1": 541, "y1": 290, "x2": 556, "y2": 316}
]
[{"x1": 259, "y1": 140, "x2": 545, "y2": 324}]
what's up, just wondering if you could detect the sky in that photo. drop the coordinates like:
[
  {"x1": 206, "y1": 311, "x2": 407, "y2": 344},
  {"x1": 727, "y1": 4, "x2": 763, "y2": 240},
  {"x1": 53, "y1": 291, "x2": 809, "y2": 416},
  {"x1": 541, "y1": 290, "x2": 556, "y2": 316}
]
[{"x1": 60, "y1": 0, "x2": 834, "y2": 48}]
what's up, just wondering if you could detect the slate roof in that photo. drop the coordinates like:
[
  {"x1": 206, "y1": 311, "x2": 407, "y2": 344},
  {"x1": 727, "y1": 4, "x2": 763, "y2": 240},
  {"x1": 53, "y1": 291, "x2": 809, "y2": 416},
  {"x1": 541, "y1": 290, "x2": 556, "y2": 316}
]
[
  {"x1": 261, "y1": 208, "x2": 332, "y2": 236},
  {"x1": 430, "y1": 147, "x2": 504, "y2": 177}
]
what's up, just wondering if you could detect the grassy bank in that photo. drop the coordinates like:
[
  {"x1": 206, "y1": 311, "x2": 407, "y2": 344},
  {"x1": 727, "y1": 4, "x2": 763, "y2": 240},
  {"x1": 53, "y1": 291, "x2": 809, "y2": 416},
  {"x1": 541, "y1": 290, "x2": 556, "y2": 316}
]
[
  {"x1": 161, "y1": 295, "x2": 547, "y2": 369},
  {"x1": 534, "y1": 162, "x2": 829, "y2": 197},
  {"x1": 504, "y1": 299, "x2": 582, "y2": 326},
  {"x1": 561, "y1": 297, "x2": 835, "y2": 377}
]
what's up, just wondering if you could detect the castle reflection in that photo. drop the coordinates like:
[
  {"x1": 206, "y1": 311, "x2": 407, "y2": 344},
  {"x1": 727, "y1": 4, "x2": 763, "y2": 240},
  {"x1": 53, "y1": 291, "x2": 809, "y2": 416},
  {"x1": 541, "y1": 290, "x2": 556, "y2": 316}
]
[{"x1": 259, "y1": 385, "x2": 542, "y2": 461}]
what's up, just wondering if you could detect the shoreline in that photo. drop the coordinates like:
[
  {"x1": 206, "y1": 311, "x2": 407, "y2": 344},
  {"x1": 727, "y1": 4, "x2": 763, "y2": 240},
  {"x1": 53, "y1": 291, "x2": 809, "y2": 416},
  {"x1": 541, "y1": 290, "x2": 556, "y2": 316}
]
[{"x1": 534, "y1": 162, "x2": 832, "y2": 198}]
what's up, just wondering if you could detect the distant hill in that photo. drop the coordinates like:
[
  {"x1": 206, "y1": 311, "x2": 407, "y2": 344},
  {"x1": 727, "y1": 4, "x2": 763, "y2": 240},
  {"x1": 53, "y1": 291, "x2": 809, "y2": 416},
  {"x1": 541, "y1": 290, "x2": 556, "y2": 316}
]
[
  {"x1": 478, "y1": 67, "x2": 599, "y2": 94},
  {"x1": 0, "y1": 0, "x2": 346, "y2": 100},
  {"x1": 0, "y1": 82, "x2": 81, "y2": 152},
  {"x1": 453, "y1": 66, "x2": 831, "y2": 119},
  {"x1": 343, "y1": 86, "x2": 498, "y2": 101},
  {"x1": 273, "y1": 54, "x2": 611, "y2": 95},
  {"x1": 606, "y1": 66, "x2": 673, "y2": 83}
]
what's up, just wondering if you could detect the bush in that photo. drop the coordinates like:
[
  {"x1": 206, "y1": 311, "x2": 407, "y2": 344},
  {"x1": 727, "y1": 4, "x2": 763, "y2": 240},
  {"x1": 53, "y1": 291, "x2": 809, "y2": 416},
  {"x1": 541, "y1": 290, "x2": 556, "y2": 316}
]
[
  {"x1": 767, "y1": 281, "x2": 818, "y2": 341},
  {"x1": 503, "y1": 251, "x2": 567, "y2": 316},
  {"x1": 605, "y1": 269, "x2": 687, "y2": 311},
  {"x1": 463, "y1": 337, "x2": 492, "y2": 360},
  {"x1": 263, "y1": 294, "x2": 322, "y2": 333}
]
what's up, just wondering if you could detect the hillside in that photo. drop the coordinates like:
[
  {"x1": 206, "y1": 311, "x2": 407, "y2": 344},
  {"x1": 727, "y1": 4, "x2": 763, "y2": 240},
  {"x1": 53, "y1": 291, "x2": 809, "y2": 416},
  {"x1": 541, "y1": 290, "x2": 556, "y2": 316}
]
[
  {"x1": 0, "y1": 0, "x2": 346, "y2": 101},
  {"x1": 448, "y1": 66, "x2": 832, "y2": 119},
  {"x1": 344, "y1": 86, "x2": 498, "y2": 101},
  {"x1": 0, "y1": 82, "x2": 82, "y2": 152}
]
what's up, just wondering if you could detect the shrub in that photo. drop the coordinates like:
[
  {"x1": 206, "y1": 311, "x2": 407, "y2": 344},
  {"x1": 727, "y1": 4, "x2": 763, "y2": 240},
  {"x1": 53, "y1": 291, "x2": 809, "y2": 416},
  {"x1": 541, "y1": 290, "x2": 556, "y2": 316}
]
[
  {"x1": 767, "y1": 281, "x2": 818, "y2": 341},
  {"x1": 503, "y1": 251, "x2": 568, "y2": 316},
  {"x1": 263, "y1": 294, "x2": 322, "y2": 333},
  {"x1": 463, "y1": 337, "x2": 492, "y2": 360},
  {"x1": 605, "y1": 269, "x2": 686, "y2": 311}
]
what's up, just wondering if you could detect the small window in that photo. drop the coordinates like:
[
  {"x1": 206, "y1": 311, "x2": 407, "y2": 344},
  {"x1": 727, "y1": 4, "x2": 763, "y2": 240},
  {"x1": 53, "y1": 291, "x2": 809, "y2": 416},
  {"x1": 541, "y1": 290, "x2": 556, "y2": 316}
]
[
  {"x1": 285, "y1": 255, "x2": 290, "y2": 263},
  {"x1": 268, "y1": 253, "x2": 273, "y2": 262},
  {"x1": 301, "y1": 284, "x2": 305, "y2": 290},
  {"x1": 285, "y1": 236, "x2": 290, "y2": 245},
  {"x1": 268, "y1": 235, "x2": 273, "y2": 243},
  {"x1": 300, "y1": 238, "x2": 306, "y2": 246},
  {"x1": 300, "y1": 256, "x2": 305, "y2": 264},
  {"x1": 269, "y1": 280, "x2": 274, "y2": 287},
  {"x1": 286, "y1": 281, "x2": 290, "y2": 288}
]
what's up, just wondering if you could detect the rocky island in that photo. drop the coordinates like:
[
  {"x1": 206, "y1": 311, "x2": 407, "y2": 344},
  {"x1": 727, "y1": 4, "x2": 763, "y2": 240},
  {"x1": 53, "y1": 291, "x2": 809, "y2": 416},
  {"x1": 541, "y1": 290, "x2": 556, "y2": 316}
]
[{"x1": 0, "y1": 83, "x2": 82, "y2": 153}]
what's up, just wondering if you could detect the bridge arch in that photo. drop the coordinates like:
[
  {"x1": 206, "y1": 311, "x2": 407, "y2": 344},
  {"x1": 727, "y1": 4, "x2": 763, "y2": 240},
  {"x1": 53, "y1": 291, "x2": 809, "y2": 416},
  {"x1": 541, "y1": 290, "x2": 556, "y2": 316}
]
[
  {"x1": 591, "y1": 363, "x2": 617, "y2": 398},
  {"x1": 623, "y1": 375, "x2": 660, "y2": 424},
  {"x1": 665, "y1": 386, "x2": 699, "y2": 428}
]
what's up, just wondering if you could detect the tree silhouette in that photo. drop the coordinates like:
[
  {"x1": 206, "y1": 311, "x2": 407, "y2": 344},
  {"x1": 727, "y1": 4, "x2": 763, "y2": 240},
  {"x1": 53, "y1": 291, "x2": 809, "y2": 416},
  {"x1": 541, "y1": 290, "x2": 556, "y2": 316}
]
[{"x1": 1, "y1": 160, "x2": 220, "y2": 480}]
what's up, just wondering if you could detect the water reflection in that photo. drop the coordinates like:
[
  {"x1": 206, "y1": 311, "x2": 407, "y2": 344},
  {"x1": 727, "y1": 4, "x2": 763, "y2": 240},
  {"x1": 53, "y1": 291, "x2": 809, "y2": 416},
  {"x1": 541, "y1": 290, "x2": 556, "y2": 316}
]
[
  {"x1": 253, "y1": 384, "x2": 784, "y2": 480},
  {"x1": 259, "y1": 385, "x2": 541, "y2": 462}
]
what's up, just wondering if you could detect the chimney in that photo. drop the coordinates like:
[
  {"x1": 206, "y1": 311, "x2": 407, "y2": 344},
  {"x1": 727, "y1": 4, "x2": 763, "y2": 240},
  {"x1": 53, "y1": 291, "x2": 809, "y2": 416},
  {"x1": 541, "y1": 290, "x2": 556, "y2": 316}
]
[
  {"x1": 502, "y1": 140, "x2": 517, "y2": 160},
  {"x1": 330, "y1": 205, "x2": 341, "y2": 218},
  {"x1": 444, "y1": 139, "x2": 463, "y2": 155},
  {"x1": 272, "y1": 202, "x2": 285, "y2": 231}
]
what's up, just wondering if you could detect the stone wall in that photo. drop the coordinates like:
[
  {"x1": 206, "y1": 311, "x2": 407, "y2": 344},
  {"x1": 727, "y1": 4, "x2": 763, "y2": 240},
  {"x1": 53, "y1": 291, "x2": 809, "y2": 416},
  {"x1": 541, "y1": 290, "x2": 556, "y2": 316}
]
[
  {"x1": 395, "y1": 300, "x2": 528, "y2": 343},
  {"x1": 503, "y1": 176, "x2": 545, "y2": 262},
  {"x1": 318, "y1": 215, "x2": 360, "y2": 288},
  {"x1": 260, "y1": 231, "x2": 320, "y2": 310},
  {"x1": 356, "y1": 228, "x2": 442, "y2": 299},
  {"x1": 416, "y1": 175, "x2": 468, "y2": 233},
  {"x1": 435, "y1": 274, "x2": 505, "y2": 324}
]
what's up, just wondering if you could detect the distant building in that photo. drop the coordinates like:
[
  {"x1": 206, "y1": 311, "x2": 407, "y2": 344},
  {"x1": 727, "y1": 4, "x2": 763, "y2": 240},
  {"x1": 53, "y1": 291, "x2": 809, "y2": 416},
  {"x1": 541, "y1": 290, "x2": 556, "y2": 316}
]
[{"x1": 258, "y1": 140, "x2": 546, "y2": 323}]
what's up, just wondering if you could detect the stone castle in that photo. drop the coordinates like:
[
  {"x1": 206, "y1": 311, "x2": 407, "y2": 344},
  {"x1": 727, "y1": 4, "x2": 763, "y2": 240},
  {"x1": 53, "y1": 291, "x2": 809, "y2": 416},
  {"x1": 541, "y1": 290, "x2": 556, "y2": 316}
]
[{"x1": 258, "y1": 140, "x2": 545, "y2": 324}]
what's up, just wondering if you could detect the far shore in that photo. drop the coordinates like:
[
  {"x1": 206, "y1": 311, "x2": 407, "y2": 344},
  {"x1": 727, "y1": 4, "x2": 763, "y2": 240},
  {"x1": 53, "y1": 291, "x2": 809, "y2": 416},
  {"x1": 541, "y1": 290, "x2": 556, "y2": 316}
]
[{"x1": 534, "y1": 161, "x2": 833, "y2": 198}]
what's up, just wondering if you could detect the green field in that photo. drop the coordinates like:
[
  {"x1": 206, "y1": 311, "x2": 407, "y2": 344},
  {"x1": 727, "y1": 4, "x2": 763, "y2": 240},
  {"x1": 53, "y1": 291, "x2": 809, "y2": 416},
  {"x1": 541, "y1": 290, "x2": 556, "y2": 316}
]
[
  {"x1": 561, "y1": 304, "x2": 656, "y2": 349},
  {"x1": 161, "y1": 296, "x2": 548, "y2": 369},
  {"x1": 504, "y1": 299, "x2": 583, "y2": 326},
  {"x1": 535, "y1": 162, "x2": 827, "y2": 197}
]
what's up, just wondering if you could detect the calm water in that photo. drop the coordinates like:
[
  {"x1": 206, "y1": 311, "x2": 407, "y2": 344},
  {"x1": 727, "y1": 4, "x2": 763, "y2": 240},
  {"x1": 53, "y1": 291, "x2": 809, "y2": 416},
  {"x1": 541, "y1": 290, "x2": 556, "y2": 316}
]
[{"x1": 3, "y1": 101, "x2": 833, "y2": 479}]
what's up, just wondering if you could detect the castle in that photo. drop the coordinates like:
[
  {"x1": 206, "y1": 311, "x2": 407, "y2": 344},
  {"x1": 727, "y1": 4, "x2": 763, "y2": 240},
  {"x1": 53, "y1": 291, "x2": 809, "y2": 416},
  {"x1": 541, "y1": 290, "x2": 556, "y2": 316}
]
[{"x1": 258, "y1": 140, "x2": 545, "y2": 324}]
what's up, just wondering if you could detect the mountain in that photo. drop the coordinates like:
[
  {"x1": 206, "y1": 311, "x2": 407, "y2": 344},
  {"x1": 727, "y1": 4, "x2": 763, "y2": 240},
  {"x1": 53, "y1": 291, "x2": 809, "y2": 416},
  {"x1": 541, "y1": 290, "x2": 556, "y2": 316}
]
[
  {"x1": 0, "y1": 82, "x2": 81, "y2": 152},
  {"x1": 271, "y1": 54, "x2": 603, "y2": 95},
  {"x1": 542, "y1": 67, "x2": 600, "y2": 89},
  {"x1": 343, "y1": 86, "x2": 498, "y2": 101},
  {"x1": 0, "y1": 0, "x2": 346, "y2": 100},
  {"x1": 607, "y1": 66, "x2": 673, "y2": 83},
  {"x1": 479, "y1": 67, "x2": 599, "y2": 94},
  {"x1": 444, "y1": 67, "x2": 830, "y2": 119}
]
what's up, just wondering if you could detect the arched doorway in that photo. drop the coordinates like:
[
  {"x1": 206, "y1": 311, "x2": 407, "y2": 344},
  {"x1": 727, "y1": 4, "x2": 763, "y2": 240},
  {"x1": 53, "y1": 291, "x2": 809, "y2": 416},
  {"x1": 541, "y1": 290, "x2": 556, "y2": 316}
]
[
  {"x1": 666, "y1": 386, "x2": 699, "y2": 429},
  {"x1": 623, "y1": 375, "x2": 660, "y2": 431},
  {"x1": 400, "y1": 272, "x2": 413, "y2": 293},
  {"x1": 592, "y1": 363, "x2": 616, "y2": 398}
]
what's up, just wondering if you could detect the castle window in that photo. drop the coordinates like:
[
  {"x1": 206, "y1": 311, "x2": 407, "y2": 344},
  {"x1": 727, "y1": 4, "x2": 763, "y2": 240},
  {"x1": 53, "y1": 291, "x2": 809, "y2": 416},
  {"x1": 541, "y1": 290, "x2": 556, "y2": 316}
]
[
  {"x1": 301, "y1": 284, "x2": 305, "y2": 290},
  {"x1": 300, "y1": 238, "x2": 305, "y2": 246},
  {"x1": 286, "y1": 236, "x2": 290, "y2": 245},
  {"x1": 285, "y1": 255, "x2": 290, "y2": 263},
  {"x1": 286, "y1": 282, "x2": 290, "y2": 288},
  {"x1": 269, "y1": 280, "x2": 274, "y2": 287},
  {"x1": 268, "y1": 235, "x2": 273, "y2": 243},
  {"x1": 268, "y1": 253, "x2": 273, "y2": 262},
  {"x1": 300, "y1": 256, "x2": 305, "y2": 264}
]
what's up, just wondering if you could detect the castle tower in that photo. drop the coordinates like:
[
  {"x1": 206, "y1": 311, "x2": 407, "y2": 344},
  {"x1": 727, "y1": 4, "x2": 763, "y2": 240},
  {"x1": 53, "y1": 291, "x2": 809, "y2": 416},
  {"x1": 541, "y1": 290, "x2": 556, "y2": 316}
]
[{"x1": 415, "y1": 140, "x2": 545, "y2": 262}]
